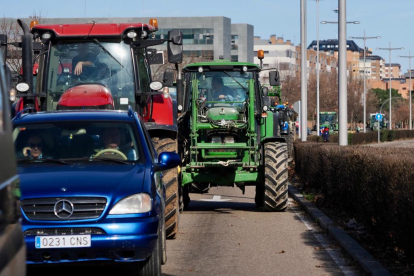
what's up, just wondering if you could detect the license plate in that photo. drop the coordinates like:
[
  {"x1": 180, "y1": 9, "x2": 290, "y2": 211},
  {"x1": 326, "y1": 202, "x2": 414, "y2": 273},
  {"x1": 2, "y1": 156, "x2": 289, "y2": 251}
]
[{"x1": 35, "y1": 235, "x2": 91, "y2": 249}]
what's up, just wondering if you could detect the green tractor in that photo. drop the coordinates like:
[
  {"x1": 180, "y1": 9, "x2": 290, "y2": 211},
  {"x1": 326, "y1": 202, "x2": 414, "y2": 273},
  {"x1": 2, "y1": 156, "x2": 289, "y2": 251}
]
[
  {"x1": 319, "y1": 111, "x2": 338, "y2": 134},
  {"x1": 177, "y1": 60, "x2": 289, "y2": 211}
]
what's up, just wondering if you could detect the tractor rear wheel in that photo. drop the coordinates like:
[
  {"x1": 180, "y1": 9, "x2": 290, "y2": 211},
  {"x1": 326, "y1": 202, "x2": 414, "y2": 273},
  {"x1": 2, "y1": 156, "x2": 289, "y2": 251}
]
[
  {"x1": 262, "y1": 142, "x2": 288, "y2": 211},
  {"x1": 152, "y1": 137, "x2": 180, "y2": 239}
]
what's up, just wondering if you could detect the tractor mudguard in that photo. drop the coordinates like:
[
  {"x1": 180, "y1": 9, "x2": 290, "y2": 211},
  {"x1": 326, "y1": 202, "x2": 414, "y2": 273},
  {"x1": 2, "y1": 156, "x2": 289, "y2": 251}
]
[
  {"x1": 260, "y1": 137, "x2": 287, "y2": 147},
  {"x1": 145, "y1": 123, "x2": 178, "y2": 141}
]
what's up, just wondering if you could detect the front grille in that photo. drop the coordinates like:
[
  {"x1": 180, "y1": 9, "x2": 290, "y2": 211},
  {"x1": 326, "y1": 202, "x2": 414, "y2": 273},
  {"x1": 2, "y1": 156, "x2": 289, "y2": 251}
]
[
  {"x1": 21, "y1": 197, "x2": 107, "y2": 221},
  {"x1": 24, "y1": 227, "x2": 106, "y2": 236}
]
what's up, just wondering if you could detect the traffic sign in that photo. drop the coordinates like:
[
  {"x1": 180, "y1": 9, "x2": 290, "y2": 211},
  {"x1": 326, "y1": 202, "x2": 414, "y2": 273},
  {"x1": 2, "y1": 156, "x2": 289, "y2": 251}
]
[{"x1": 375, "y1": 113, "x2": 383, "y2": 121}]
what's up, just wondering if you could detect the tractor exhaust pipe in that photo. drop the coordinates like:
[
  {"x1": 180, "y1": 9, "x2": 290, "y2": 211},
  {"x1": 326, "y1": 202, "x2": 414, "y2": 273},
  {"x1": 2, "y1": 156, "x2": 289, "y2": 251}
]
[{"x1": 17, "y1": 19, "x2": 34, "y2": 108}]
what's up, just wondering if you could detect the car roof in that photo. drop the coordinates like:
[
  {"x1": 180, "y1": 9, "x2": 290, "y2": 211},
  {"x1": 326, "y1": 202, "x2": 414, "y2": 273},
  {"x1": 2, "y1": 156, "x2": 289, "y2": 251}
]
[{"x1": 13, "y1": 110, "x2": 136, "y2": 125}]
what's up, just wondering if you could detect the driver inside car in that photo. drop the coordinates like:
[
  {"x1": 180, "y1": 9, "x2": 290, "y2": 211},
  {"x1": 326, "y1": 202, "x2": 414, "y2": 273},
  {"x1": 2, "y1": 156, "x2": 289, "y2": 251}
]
[
  {"x1": 211, "y1": 75, "x2": 233, "y2": 101},
  {"x1": 98, "y1": 127, "x2": 137, "y2": 160}
]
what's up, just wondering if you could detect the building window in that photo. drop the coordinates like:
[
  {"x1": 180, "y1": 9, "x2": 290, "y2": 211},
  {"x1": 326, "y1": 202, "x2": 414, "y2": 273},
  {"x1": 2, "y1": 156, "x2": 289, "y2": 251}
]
[
  {"x1": 231, "y1": 55, "x2": 238, "y2": 62},
  {"x1": 154, "y1": 28, "x2": 214, "y2": 45},
  {"x1": 231, "y1": 35, "x2": 239, "y2": 50}
]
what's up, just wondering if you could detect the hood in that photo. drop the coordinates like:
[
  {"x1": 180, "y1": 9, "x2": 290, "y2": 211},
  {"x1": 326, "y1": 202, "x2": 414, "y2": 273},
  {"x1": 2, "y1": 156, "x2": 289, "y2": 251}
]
[
  {"x1": 57, "y1": 84, "x2": 114, "y2": 108},
  {"x1": 206, "y1": 107, "x2": 239, "y2": 121},
  {"x1": 18, "y1": 164, "x2": 147, "y2": 201}
]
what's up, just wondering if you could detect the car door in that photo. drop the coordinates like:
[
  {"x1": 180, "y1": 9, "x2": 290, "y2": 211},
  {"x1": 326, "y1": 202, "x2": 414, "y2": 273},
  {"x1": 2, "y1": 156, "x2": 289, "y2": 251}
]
[{"x1": 0, "y1": 47, "x2": 25, "y2": 276}]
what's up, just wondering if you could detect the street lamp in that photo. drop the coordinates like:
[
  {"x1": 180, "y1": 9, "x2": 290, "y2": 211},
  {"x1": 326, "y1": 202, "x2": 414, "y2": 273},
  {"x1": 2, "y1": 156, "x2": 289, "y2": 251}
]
[
  {"x1": 320, "y1": 21, "x2": 360, "y2": 24},
  {"x1": 399, "y1": 52, "x2": 413, "y2": 130},
  {"x1": 377, "y1": 43, "x2": 404, "y2": 130},
  {"x1": 349, "y1": 32, "x2": 381, "y2": 133}
]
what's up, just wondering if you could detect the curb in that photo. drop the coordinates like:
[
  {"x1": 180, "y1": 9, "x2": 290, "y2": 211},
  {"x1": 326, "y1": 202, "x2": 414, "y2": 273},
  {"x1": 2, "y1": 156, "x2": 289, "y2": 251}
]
[{"x1": 288, "y1": 184, "x2": 391, "y2": 276}]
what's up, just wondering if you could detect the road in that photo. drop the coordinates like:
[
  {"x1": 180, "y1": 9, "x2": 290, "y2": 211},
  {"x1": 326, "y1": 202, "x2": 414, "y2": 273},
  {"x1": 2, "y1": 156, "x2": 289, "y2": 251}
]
[
  {"x1": 163, "y1": 186, "x2": 362, "y2": 276},
  {"x1": 28, "y1": 186, "x2": 362, "y2": 276},
  {"x1": 365, "y1": 139, "x2": 414, "y2": 148}
]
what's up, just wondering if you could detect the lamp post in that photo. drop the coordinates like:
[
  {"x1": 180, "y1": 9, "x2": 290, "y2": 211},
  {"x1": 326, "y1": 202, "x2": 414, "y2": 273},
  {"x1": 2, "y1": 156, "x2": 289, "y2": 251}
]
[
  {"x1": 377, "y1": 43, "x2": 404, "y2": 130},
  {"x1": 399, "y1": 52, "x2": 413, "y2": 130},
  {"x1": 300, "y1": 0, "x2": 307, "y2": 141},
  {"x1": 349, "y1": 32, "x2": 381, "y2": 133}
]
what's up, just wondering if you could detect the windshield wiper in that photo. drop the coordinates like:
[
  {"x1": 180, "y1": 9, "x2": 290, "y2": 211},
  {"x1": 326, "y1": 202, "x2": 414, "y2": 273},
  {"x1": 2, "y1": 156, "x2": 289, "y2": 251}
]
[
  {"x1": 93, "y1": 39, "x2": 124, "y2": 68},
  {"x1": 223, "y1": 71, "x2": 248, "y2": 92},
  {"x1": 17, "y1": 158, "x2": 70, "y2": 165}
]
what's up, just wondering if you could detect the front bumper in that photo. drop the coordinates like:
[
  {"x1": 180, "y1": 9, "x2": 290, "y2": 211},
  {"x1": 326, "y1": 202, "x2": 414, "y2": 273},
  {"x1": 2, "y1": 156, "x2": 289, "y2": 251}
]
[{"x1": 23, "y1": 216, "x2": 159, "y2": 264}]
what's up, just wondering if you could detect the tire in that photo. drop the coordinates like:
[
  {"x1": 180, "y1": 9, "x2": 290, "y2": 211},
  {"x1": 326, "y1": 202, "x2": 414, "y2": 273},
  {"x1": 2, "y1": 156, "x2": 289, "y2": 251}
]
[
  {"x1": 183, "y1": 184, "x2": 191, "y2": 209},
  {"x1": 152, "y1": 137, "x2": 180, "y2": 239},
  {"x1": 262, "y1": 142, "x2": 288, "y2": 211},
  {"x1": 136, "y1": 237, "x2": 162, "y2": 276},
  {"x1": 161, "y1": 217, "x2": 167, "y2": 265}
]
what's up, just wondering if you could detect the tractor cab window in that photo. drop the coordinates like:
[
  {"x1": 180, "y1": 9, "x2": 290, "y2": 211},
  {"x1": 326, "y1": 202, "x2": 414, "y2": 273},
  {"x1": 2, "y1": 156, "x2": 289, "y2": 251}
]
[
  {"x1": 191, "y1": 71, "x2": 251, "y2": 108},
  {"x1": 46, "y1": 40, "x2": 135, "y2": 110}
]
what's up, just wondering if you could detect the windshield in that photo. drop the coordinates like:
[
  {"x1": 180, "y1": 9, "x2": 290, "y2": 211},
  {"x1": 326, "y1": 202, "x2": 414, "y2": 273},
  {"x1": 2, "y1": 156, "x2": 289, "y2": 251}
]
[
  {"x1": 13, "y1": 121, "x2": 142, "y2": 163},
  {"x1": 191, "y1": 71, "x2": 252, "y2": 107},
  {"x1": 46, "y1": 40, "x2": 136, "y2": 110},
  {"x1": 320, "y1": 114, "x2": 337, "y2": 123}
]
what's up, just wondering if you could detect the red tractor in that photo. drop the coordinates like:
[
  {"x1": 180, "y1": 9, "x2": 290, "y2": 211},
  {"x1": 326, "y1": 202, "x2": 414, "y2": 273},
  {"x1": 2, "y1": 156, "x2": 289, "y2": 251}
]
[{"x1": 14, "y1": 19, "x2": 183, "y2": 238}]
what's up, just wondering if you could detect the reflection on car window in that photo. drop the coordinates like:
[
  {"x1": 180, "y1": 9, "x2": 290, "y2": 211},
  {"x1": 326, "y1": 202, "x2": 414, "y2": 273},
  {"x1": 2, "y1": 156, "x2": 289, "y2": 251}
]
[{"x1": 13, "y1": 122, "x2": 141, "y2": 162}]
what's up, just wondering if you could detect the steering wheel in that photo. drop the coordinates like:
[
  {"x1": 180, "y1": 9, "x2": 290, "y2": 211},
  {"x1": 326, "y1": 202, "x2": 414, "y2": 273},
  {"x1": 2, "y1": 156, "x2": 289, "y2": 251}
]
[{"x1": 94, "y1": 149, "x2": 127, "y2": 160}]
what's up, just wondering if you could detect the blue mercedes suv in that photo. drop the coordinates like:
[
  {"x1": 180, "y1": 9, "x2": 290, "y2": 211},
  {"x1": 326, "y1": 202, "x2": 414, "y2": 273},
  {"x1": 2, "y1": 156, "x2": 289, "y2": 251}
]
[{"x1": 12, "y1": 109, "x2": 180, "y2": 275}]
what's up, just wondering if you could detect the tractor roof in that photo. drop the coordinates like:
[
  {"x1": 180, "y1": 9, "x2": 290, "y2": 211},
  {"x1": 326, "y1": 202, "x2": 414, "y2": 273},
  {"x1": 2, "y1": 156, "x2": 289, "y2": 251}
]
[
  {"x1": 183, "y1": 60, "x2": 260, "y2": 71},
  {"x1": 31, "y1": 23, "x2": 155, "y2": 38}
]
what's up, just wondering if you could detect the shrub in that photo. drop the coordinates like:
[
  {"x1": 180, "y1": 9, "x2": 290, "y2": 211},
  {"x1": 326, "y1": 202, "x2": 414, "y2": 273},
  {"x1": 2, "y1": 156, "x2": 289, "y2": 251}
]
[{"x1": 294, "y1": 143, "x2": 414, "y2": 257}]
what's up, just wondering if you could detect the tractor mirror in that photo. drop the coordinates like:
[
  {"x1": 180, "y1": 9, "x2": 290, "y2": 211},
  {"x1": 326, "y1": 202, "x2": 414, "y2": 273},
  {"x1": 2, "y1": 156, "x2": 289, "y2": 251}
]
[
  {"x1": 0, "y1": 34, "x2": 6, "y2": 64},
  {"x1": 163, "y1": 71, "x2": 174, "y2": 87},
  {"x1": 167, "y1": 30, "x2": 183, "y2": 64},
  {"x1": 269, "y1": 71, "x2": 280, "y2": 86},
  {"x1": 262, "y1": 87, "x2": 269, "y2": 97}
]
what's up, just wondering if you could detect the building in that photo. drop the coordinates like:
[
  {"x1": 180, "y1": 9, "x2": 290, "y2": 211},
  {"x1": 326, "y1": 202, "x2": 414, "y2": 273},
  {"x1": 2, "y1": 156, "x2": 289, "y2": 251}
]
[
  {"x1": 9, "y1": 17, "x2": 254, "y2": 63},
  {"x1": 382, "y1": 63, "x2": 401, "y2": 79}
]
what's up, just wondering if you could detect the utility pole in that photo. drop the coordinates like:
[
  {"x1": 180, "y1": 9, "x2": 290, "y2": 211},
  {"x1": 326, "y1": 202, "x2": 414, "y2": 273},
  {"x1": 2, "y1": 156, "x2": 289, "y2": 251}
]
[
  {"x1": 399, "y1": 51, "x2": 413, "y2": 130},
  {"x1": 349, "y1": 32, "x2": 381, "y2": 133},
  {"x1": 300, "y1": 0, "x2": 308, "y2": 141},
  {"x1": 377, "y1": 43, "x2": 403, "y2": 130},
  {"x1": 338, "y1": 0, "x2": 347, "y2": 146},
  {"x1": 316, "y1": 0, "x2": 320, "y2": 136}
]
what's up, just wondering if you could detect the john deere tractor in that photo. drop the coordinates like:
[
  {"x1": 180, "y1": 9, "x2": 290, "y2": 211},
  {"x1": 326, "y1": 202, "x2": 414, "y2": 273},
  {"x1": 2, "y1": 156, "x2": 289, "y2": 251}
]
[{"x1": 177, "y1": 60, "x2": 289, "y2": 211}]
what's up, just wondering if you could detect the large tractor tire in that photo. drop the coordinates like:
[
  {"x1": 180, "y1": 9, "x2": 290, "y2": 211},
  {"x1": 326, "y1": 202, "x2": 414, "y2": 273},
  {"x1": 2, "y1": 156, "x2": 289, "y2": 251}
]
[
  {"x1": 261, "y1": 142, "x2": 288, "y2": 211},
  {"x1": 152, "y1": 137, "x2": 180, "y2": 239}
]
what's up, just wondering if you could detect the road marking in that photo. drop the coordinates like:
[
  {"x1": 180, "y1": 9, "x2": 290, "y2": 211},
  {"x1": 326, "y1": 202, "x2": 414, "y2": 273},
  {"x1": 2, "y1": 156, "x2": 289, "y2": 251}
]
[
  {"x1": 292, "y1": 205, "x2": 358, "y2": 276},
  {"x1": 200, "y1": 195, "x2": 232, "y2": 202}
]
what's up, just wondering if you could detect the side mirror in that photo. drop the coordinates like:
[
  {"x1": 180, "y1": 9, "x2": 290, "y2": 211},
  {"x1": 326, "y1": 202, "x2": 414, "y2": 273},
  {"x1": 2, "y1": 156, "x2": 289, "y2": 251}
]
[
  {"x1": 262, "y1": 87, "x2": 269, "y2": 97},
  {"x1": 269, "y1": 71, "x2": 281, "y2": 86},
  {"x1": 0, "y1": 34, "x2": 6, "y2": 64},
  {"x1": 154, "y1": 152, "x2": 181, "y2": 172},
  {"x1": 167, "y1": 30, "x2": 183, "y2": 64},
  {"x1": 163, "y1": 71, "x2": 174, "y2": 87}
]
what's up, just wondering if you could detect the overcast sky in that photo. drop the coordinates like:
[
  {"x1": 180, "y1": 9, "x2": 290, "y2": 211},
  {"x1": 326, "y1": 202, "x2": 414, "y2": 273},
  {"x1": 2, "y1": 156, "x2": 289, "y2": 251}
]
[{"x1": 1, "y1": 0, "x2": 413, "y2": 72}]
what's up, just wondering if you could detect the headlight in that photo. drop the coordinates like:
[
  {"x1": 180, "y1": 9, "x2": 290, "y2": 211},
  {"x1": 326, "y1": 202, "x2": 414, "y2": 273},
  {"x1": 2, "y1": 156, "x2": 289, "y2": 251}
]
[
  {"x1": 211, "y1": 136, "x2": 222, "y2": 143},
  {"x1": 109, "y1": 193, "x2": 152, "y2": 214}
]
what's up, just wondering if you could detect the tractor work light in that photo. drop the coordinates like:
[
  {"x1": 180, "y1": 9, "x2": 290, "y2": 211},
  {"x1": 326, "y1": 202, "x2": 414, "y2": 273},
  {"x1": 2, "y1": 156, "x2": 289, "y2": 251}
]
[
  {"x1": 263, "y1": 105, "x2": 268, "y2": 112},
  {"x1": 149, "y1": 18, "x2": 158, "y2": 30},
  {"x1": 198, "y1": 66, "x2": 203, "y2": 73},
  {"x1": 127, "y1": 31, "x2": 137, "y2": 38},
  {"x1": 16, "y1": 82, "x2": 29, "y2": 93},
  {"x1": 242, "y1": 66, "x2": 248, "y2": 72},
  {"x1": 258, "y1": 50, "x2": 264, "y2": 60},
  {"x1": 41, "y1": 32, "x2": 52, "y2": 40}
]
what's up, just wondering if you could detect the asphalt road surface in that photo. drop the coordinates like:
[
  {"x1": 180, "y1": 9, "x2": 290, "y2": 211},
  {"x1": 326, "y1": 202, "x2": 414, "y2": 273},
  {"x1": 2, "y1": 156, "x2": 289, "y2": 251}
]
[
  {"x1": 365, "y1": 139, "x2": 414, "y2": 148},
  {"x1": 28, "y1": 186, "x2": 363, "y2": 276},
  {"x1": 163, "y1": 186, "x2": 362, "y2": 276}
]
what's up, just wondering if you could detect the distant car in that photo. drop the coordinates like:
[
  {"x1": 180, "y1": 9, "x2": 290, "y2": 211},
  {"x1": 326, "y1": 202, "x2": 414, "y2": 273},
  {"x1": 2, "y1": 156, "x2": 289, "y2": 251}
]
[
  {"x1": 12, "y1": 109, "x2": 180, "y2": 275},
  {"x1": 0, "y1": 46, "x2": 26, "y2": 276}
]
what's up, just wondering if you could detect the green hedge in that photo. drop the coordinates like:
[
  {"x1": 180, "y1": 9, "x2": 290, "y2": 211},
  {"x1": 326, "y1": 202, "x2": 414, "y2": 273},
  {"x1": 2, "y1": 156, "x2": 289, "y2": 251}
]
[
  {"x1": 307, "y1": 130, "x2": 414, "y2": 145},
  {"x1": 294, "y1": 143, "x2": 414, "y2": 256}
]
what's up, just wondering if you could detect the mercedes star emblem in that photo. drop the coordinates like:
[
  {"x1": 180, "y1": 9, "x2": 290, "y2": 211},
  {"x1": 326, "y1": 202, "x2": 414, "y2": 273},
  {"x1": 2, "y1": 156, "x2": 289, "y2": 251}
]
[{"x1": 54, "y1": 200, "x2": 74, "y2": 219}]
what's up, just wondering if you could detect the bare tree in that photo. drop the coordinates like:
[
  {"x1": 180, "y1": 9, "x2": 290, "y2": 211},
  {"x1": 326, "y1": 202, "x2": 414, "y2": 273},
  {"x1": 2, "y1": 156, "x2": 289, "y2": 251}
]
[{"x1": 0, "y1": 13, "x2": 45, "y2": 74}]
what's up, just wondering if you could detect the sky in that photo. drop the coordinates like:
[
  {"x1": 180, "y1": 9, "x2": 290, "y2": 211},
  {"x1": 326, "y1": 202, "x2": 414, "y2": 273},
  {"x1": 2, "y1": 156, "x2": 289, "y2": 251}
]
[{"x1": 1, "y1": 0, "x2": 414, "y2": 72}]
